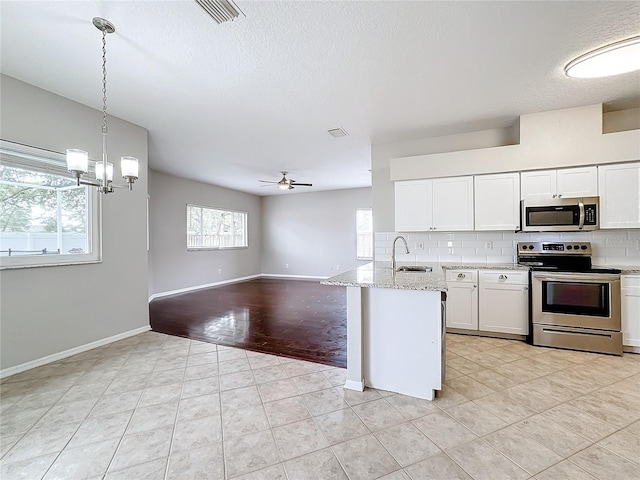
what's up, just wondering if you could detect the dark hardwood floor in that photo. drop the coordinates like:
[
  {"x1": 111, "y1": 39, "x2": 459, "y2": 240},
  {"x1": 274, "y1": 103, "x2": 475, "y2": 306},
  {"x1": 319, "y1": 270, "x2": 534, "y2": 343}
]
[{"x1": 149, "y1": 278, "x2": 347, "y2": 367}]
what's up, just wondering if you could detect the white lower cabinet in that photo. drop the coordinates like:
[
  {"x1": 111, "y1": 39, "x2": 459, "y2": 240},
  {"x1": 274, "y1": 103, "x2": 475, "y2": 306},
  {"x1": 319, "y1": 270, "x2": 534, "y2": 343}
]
[
  {"x1": 445, "y1": 270, "x2": 478, "y2": 330},
  {"x1": 622, "y1": 275, "x2": 640, "y2": 348},
  {"x1": 478, "y1": 270, "x2": 529, "y2": 335}
]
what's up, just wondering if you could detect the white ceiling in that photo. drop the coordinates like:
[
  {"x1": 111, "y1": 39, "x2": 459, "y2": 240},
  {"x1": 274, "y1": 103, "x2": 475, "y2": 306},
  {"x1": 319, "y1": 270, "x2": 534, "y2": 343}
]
[{"x1": 1, "y1": 1, "x2": 639, "y2": 196}]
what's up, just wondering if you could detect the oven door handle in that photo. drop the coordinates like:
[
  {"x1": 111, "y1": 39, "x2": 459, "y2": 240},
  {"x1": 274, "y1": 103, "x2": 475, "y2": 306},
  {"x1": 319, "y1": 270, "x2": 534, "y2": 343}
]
[
  {"x1": 532, "y1": 272, "x2": 620, "y2": 282},
  {"x1": 578, "y1": 201, "x2": 585, "y2": 230}
]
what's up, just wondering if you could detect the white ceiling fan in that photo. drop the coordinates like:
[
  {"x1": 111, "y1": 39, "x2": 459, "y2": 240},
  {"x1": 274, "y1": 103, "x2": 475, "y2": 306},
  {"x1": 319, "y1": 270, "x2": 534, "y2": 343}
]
[{"x1": 259, "y1": 171, "x2": 313, "y2": 190}]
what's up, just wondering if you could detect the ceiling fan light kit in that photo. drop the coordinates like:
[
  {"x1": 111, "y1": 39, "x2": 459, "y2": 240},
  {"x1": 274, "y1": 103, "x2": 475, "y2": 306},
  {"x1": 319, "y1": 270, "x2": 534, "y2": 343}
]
[
  {"x1": 259, "y1": 171, "x2": 313, "y2": 191},
  {"x1": 564, "y1": 35, "x2": 640, "y2": 78}
]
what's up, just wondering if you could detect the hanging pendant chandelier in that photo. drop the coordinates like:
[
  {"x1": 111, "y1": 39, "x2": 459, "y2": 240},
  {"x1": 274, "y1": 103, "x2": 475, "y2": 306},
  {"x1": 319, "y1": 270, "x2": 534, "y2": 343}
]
[{"x1": 66, "y1": 17, "x2": 139, "y2": 193}]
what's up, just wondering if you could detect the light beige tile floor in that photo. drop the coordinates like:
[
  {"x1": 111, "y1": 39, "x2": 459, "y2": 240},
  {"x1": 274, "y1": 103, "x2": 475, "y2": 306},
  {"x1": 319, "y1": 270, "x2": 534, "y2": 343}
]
[{"x1": 1, "y1": 331, "x2": 639, "y2": 479}]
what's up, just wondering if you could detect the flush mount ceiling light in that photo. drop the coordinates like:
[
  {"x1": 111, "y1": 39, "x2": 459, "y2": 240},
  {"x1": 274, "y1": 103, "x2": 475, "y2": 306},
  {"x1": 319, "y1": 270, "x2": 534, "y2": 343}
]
[
  {"x1": 66, "y1": 17, "x2": 139, "y2": 193},
  {"x1": 564, "y1": 35, "x2": 640, "y2": 78}
]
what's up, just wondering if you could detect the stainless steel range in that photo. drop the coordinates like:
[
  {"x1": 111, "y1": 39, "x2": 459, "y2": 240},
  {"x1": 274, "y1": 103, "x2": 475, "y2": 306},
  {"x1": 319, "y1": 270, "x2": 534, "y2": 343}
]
[{"x1": 517, "y1": 242, "x2": 622, "y2": 356}]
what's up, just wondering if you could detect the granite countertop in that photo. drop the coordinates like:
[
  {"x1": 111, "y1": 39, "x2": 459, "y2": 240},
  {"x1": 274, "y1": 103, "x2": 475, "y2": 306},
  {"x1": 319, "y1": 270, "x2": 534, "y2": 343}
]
[
  {"x1": 440, "y1": 263, "x2": 530, "y2": 271},
  {"x1": 608, "y1": 266, "x2": 640, "y2": 275},
  {"x1": 322, "y1": 262, "x2": 640, "y2": 291},
  {"x1": 321, "y1": 262, "x2": 447, "y2": 292}
]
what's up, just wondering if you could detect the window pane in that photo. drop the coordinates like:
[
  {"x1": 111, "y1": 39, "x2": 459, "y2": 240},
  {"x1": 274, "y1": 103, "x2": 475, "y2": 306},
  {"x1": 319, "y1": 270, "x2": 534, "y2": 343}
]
[
  {"x1": 187, "y1": 204, "x2": 248, "y2": 249},
  {"x1": 356, "y1": 208, "x2": 373, "y2": 260},
  {"x1": 0, "y1": 165, "x2": 90, "y2": 257}
]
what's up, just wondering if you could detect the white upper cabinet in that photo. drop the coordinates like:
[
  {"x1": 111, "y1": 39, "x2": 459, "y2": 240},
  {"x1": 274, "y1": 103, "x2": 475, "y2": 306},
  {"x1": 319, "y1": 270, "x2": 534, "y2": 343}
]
[
  {"x1": 556, "y1": 166, "x2": 598, "y2": 198},
  {"x1": 521, "y1": 166, "x2": 597, "y2": 200},
  {"x1": 395, "y1": 179, "x2": 432, "y2": 232},
  {"x1": 474, "y1": 172, "x2": 521, "y2": 231},
  {"x1": 598, "y1": 162, "x2": 640, "y2": 229},
  {"x1": 520, "y1": 170, "x2": 557, "y2": 201},
  {"x1": 431, "y1": 176, "x2": 474, "y2": 231},
  {"x1": 395, "y1": 177, "x2": 473, "y2": 232}
]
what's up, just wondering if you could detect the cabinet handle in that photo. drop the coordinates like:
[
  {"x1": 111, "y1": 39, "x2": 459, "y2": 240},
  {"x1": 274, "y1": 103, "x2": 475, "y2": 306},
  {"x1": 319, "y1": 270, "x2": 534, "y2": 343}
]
[
  {"x1": 499, "y1": 274, "x2": 507, "y2": 280},
  {"x1": 524, "y1": 287, "x2": 528, "y2": 291},
  {"x1": 458, "y1": 273, "x2": 465, "y2": 279},
  {"x1": 433, "y1": 227, "x2": 437, "y2": 230},
  {"x1": 558, "y1": 194, "x2": 562, "y2": 198}
]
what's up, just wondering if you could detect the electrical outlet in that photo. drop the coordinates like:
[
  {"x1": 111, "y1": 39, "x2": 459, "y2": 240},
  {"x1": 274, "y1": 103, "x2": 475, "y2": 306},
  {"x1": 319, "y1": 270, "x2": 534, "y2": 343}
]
[
  {"x1": 218, "y1": 268, "x2": 222, "y2": 274},
  {"x1": 415, "y1": 242, "x2": 425, "y2": 250},
  {"x1": 336, "y1": 265, "x2": 340, "y2": 271},
  {"x1": 485, "y1": 241, "x2": 493, "y2": 250},
  {"x1": 285, "y1": 263, "x2": 289, "y2": 269}
]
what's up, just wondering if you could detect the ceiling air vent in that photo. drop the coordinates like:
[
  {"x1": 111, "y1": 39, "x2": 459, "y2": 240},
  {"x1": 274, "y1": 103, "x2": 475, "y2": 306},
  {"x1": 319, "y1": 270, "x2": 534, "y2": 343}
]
[
  {"x1": 195, "y1": 0, "x2": 244, "y2": 25},
  {"x1": 328, "y1": 127, "x2": 348, "y2": 138}
]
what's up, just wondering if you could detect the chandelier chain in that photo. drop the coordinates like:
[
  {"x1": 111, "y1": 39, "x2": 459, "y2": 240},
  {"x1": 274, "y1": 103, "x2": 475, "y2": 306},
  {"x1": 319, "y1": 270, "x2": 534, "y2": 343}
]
[{"x1": 102, "y1": 28, "x2": 108, "y2": 133}]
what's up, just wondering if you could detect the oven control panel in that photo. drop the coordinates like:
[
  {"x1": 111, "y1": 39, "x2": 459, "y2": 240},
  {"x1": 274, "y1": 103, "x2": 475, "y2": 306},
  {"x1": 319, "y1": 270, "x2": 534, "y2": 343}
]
[{"x1": 517, "y1": 242, "x2": 592, "y2": 256}]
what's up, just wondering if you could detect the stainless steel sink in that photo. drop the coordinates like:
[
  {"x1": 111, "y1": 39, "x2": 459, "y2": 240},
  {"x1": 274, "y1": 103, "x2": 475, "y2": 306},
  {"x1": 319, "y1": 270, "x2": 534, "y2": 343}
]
[{"x1": 395, "y1": 265, "x2": 432, "y2": 273}]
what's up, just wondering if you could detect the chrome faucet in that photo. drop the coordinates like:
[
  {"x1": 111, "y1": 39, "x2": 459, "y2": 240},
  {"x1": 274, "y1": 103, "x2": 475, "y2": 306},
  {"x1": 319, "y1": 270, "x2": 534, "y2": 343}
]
[{"x1": 392, "y1": 235, "x2": 410, "y2": 272}]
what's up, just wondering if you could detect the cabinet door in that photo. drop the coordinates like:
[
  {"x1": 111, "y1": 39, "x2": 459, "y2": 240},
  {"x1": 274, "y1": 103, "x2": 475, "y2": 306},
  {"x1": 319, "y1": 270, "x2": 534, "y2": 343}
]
[
  {"x1": 557, "y1": 166, "x2": 598, "y2": 198},
  {"x1": 479, "y1": 273, "x2": 529, "y2": 335},
  {"x1": 598, "y1": 162, "x2": 640, "y2": 229},
  {"x1": 395, "y1": 180, "x2": 432, "y2": 231},
  {"x1": 474, "y1": 173, "x2": 521, "y2": 231},
  {"x1": 622, "y1": 276, "x2": 640, "y2": 348},
  {"x1": 432, "y1": 176, "x2": 474, "y2": 231},
  {"x1": 445, "y1": 283, "x2": 478, "y2": 330},
  {"x1": 521, "y1": 170, "x2": 557, "y2": 200}
]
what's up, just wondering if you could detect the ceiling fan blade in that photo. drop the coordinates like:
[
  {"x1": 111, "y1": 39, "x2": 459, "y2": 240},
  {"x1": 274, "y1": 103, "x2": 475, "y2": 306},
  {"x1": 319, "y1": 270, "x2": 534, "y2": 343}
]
[
  {"x1": 290, "y1": 182, "x2": 312, "y2": 187},
  {"x1": 258, "y1": 179, "x2": 278, "y2": 183}
]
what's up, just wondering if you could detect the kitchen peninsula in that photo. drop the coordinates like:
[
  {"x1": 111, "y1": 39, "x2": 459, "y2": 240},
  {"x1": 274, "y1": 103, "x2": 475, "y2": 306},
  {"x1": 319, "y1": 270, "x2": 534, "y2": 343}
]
[{"x1": 322, "y1": 262, "x2": 447, "y2": 400}]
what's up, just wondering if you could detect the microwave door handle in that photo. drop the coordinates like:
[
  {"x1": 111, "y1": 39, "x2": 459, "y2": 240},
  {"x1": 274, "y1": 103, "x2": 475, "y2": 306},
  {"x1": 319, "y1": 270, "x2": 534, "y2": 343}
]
[{"x1": 578, "y1": 201, "x2": 585, "y2": 230}]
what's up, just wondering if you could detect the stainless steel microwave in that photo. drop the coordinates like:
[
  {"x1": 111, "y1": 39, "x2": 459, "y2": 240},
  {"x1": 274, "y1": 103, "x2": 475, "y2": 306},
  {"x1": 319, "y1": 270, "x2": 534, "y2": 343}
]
[{"x1": 521, "y1": 197, "x2": 599, "y2": 232}]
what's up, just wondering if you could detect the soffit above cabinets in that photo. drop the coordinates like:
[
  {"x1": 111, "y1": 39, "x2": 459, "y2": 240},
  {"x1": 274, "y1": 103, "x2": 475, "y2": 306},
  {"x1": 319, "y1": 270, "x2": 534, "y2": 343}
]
[{"x1": 390, "y1": 104, "x2": 640, "y2": 181}]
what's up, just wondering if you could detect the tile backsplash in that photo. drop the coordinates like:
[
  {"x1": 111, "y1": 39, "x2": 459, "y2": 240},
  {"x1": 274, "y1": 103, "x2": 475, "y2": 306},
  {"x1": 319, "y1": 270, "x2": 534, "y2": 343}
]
[{"x1": 375, "y1": 229, "x2": 640, "y2": 267}]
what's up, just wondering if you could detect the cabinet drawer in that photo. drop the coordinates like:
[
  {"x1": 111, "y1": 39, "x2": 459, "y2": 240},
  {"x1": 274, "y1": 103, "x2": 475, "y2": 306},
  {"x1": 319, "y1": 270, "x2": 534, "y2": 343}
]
[
  {"x1": 622, "y1": 275, "x2": 640, "y2": 288},
  {"x1": 479, "y1": 270, "x2": 528, "y2": 285},
  {"x1": 446, "y1": 270, "x2": 478, "y2": 283}
]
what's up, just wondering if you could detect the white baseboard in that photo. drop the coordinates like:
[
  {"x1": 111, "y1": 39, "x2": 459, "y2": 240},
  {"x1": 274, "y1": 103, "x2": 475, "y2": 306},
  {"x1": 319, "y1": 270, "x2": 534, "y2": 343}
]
[
  {"x1": 0, "y1": 325, "x2": 151, "y2": 379},
  {"x1": 149, "y1": 273, "x2": 328, "y2": 302},
  {"x1": 148, "y1": 274, "x2": 262, "y2": 302},
  {"x1": 344, "y1": 379, "x2": 365, "y2": 391},
  {"x1": 260, "y1": 273, "x2": 327, "y2": 281}
]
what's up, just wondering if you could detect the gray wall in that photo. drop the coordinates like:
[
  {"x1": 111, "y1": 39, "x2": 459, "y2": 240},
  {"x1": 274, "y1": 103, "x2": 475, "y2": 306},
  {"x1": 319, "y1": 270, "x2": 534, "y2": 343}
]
[
  {"x1": 1, "y1": 75, "x2": 149, "y2": 369},
  {"x1": 261, "y1": 188, "x2": 372, "y2": 277},
  {"x1": 148, "y1": 170, "x2": 262, "y2": 295}
]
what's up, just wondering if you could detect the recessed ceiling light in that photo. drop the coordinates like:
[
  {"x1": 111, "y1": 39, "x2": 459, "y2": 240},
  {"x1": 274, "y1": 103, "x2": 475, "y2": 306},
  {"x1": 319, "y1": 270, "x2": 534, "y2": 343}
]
[
  {"x1": 564, "y1": 35, "x2": 640, "y2": 78},
  {"x1": 328, "y1": 128, "x2": 348, "y2": 138}
]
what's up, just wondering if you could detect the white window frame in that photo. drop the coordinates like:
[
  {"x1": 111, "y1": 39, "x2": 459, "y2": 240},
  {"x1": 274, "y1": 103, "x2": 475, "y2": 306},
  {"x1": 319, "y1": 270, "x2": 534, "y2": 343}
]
[
  {"x1": 0, "y1": 140, "x2": 101, "y2": 270},
  {"x1": 186, "y1": 203, "x2": 248, "y2": 250},
  {"x1": 356, "y1": 207, "x2": 373, "y2": 261}
]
